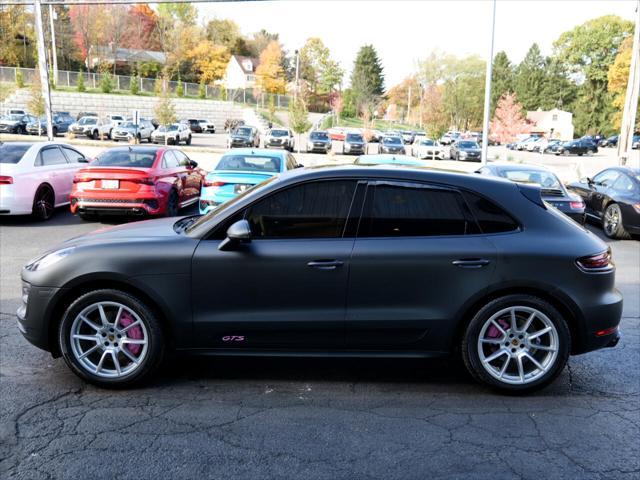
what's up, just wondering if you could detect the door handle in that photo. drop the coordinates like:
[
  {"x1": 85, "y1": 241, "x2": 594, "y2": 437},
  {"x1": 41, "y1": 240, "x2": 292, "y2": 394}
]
[
  {"x1": 307, "y1": 260, "x2": 344, "y2": 270},
  {"x1": 452, "y1": 259, "x2": 490, "y2": 269}
]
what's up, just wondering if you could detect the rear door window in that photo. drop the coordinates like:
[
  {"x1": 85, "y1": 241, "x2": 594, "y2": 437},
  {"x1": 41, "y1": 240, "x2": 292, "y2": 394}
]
[{"x1": 38, "y1": 147, "x2": 68, "y2": 166}]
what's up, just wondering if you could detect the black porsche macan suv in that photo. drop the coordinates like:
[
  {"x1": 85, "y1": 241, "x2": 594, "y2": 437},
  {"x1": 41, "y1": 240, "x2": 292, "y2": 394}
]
[{"x1": 18, "y1": 166, "x2": 622, "y2": 392}]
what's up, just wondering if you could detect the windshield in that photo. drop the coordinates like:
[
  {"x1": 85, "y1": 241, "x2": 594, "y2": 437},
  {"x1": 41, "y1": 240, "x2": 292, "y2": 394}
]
[
  {"x1": 234, "y1": 127, "x2": 252, "y2": 136},
  {"x1": 158, "y1": 124, "x2": 178, "y2": 132},
  {"x1": 346, "y1": 134, "x2": 363, "y2": 142},
  {"x1": 7, "y1": 114, "x2": 23, "y2": 121},
  {"x1": 420, "y1": 140, "x2": 435, "y2": 146},
  {"x1": 216, "y1": 155, "x2": 281, "y2": 173},
  {"x1": 383, "y1": 136, "x2": 402, "y2": 144},
  {"x1": 121, "y1": 122, "x2": 138, "y2": 128},
  {"x1": 270, "y1": 130, "x2": 289, "y2": 137},
  {"x1": 501, "y1": 169, "x2": 562, "y2": 189},
  {"x1": 458, "y1": 141, "x2": 479, "y2": 149},
  {"x1": 185, "y1": 176, "x2": 279, "y2": 235},
  {"x1": 0, "y1": 144, "x2": 30, "y2": 164},
  {"x1": 79, "y1": 117, "x2": 97, "y2": 125},
  {"x1": 310, "y1": 131, "x2": 328, "y2": 140},
  {"x1": 92, "y1": 149, "x2": 157, "y2": 168}
]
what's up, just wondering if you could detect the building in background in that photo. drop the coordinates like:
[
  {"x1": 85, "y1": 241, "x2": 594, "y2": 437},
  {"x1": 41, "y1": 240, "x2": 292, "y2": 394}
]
[
  {"x1": 526, "y1": 108, "x2": 574, "y2": 140},
  {"x1": 221, "y1": 55, "x2": 259, "y2": 90}
]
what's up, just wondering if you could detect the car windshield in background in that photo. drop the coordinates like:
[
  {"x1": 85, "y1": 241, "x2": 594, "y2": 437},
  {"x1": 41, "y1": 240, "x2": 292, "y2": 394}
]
[
  {"x1": 421, "y1": 140, "x2": 435, "y2": 146},
  {"x1": 216, "y1": 155, "x2": 281, "y2": 173},
  {"x1": 92, "y1": 150, "x2": 157, "y2": 168},
  {"x1": 234, "y1": 127, "x2": 252, "y2": 136},
  {"x1": 7, "y1": 114, "x2": 24, "y2": 121},
  {"x1": 121, "y1": 122, "x2": 138, "y2": 129},
  {"x1": 79, "y1": 117, "x2": 97, "y2": 125},
  {"x1": 270, "y1": 130, "x2": 288, "y2": 137},
  {"x1": 458, "y1": 141, "x2": 479, "y2": 148},
  {"x1": 310, "y1": 132, "x2": 329, "y2": 140},
  {"x1": 0, "y1": 144, "x2": 31, "y2": 163},
  {"x1": 158, "y1": 124, "x2": 179, "y2": 132},
  {"x1": 346, "y1": 134, "x2": 363, "y2": 142},
  {"x1": 383, "y1": 137, "x2": 402, "y2": 144},
  {"x1": 502, "y1": 169, "x2": 562, "y2": 189}
]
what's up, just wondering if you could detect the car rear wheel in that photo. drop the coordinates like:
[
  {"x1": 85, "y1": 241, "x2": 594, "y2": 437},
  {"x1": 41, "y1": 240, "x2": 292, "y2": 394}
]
[
  {"x1": 603, "y1": 203, "x2": 631, "y2": 239},
  {"x1": 165, "y1": 190, "x2": 179, "y2": 217},
  {"x1": 186, "y1": 135, "x2": 192, "y2": 145},
  {"x1": 58, "y1": 289, "x2": 165, "y2": 388},
  {"x1": 32, "y1": 185, "x2": 55, "y2": 221},
  {"x1": 462, "y1": 294, "x2": 570, "y2": 394}
]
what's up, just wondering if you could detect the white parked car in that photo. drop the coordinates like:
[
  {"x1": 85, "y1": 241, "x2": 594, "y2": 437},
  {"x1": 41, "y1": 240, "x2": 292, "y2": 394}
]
[
  {"x1": 526, "y1": 137, "x2": 546, "y2": 152},
  {"x1": 198, "y1": 119, "x2": 216, "y2": 133},
  {"x1": 265, "y1": 128, "x2": 295, "y2": 151},
  {"x1": 111, "y1": 119, "x2": 155, "y2": 143},
  {"x1": 0, "y1": 142, "x2": 88, "y2": 220},
  {"x1": 412, "y1": 138, "x2": 446, "y2": 159},
  {"x1": 151, "y1": 123, "x2": 192, "y2": 145},
  {"x1": 68, "y1": 116, "x2": 107, "y2": 140},
  {"x1": 99, "y1": 114, "x2": 125, "y2": 139}
]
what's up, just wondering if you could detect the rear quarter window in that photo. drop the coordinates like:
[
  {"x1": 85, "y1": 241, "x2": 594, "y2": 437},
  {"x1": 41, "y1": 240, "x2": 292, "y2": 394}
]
[{"x1": 462, "y1": 191, "x2": 520, "y2": 234}]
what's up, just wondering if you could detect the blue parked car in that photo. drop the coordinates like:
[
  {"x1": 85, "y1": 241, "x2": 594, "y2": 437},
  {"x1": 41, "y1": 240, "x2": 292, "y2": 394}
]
[{"x1": 199, "y1": 148, "x2": 299, "y2": 214}]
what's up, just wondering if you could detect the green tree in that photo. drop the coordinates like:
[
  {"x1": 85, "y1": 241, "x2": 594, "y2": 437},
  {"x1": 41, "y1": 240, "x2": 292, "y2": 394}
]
[
  {"x1": 514, "y1": 43, "x2": 547, "y2": 111},
  {"x1": 199, "y1": 79, "x2": 207, "y2": 99},
  {"x1": 206, "y1": 18, "x2": 250, "y2": 55},
  {"x1": 175, "y1": 74, "x2": 184, "y2": 97},
  {"x1": 341, "y1": 88, "x2": 357, "y2": 118},
  {"x1": 491, "y1": 51, "x2": 514, "y2": 113},
  {"x1": 289, "y1": 97, "x2": 311, "y2": 153},
  {"x1": 553, "y1": 15, "x2": 633, "y2": 135},
  {"x1": 130, "y1": 72, "x2": 140, "y2": 95},
  {"x1": 15, "y1": 67, "x2": 24, "y2": 88},
  {"x1": 154, "y1": 80, "x2": 177, "y2": 146},
  {"x1": 28, "y1": 70, "x2": 45, "y2": 134},
  {"x1": 77, "y1": 68, "x2": 86, "y2": 92},
  {"x1": 99, "y1": 69, "x2": 113, "y2": 94},
  {"x1": 441, "y1": 55, "x2": 485, "y2": 131},
  {"x1": 539, "y1": 57, "x2": 577, "y2": 110},
  {"x1": 350, "y1": 45, "x2": 385, "y2": 117},
  {"x1": 300, "y1": 37, "x2": 344, "y2": 94}
]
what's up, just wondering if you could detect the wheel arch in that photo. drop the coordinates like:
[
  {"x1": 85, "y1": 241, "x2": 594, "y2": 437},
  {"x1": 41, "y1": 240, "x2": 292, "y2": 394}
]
[
  {"x1": 33, "y1": 181, "x2": 55, "y2": 206},
  {"x1": 451, "y1": 285, "x2": 583, "y2": 355},
  {"x1": 47, "y1": 277, "x2": 175, "y2": 358}
]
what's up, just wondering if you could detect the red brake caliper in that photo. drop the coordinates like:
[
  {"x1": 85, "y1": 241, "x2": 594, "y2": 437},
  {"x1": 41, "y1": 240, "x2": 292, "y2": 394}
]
[{"x1": 118, "y1": 312, "x2": 143, "y2": 356}]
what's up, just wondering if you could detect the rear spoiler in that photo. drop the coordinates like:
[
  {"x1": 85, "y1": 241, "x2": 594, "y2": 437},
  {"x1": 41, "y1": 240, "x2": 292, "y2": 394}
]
[{"x1": 517, "y1": 183, "x2": 546, "y2": 208}]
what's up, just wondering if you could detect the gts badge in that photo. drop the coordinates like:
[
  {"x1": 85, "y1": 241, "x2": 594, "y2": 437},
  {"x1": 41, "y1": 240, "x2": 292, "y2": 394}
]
[{"x1": 222, "y1": 335, "x2": 245, "y2": 342}]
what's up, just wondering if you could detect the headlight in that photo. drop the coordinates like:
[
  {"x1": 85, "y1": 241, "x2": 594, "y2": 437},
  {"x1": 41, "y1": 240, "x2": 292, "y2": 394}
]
[
  {"x1": 459, "y1": 151, "x2": 467, "y2": 158},
  {"x1": 25, "y1": 247, "x2": 75, "y2": 271}
]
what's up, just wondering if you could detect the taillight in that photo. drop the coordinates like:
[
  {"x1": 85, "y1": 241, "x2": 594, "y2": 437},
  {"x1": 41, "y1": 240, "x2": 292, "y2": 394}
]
[
  {"x1": 576, "y1": 249, "x2": 614, "y2": 272},
  {"x1": 570, "y1": 201, "x2": 585, "y2": 210},
  {"x1": 133, "y1": 177, "x2": 155, "y2": 185},
  {"x1": 633, "y1": 203, "x2": 640, "y2": 214},
  {"x1": 596, "y1": 326, "x2": 618, "y2": 337},
  {"x1": 204, "y1": 180, "x2": 226, "y2": 187},
  {"x1": 0, "y1": 176, "x2": 13, "y2": 185}
]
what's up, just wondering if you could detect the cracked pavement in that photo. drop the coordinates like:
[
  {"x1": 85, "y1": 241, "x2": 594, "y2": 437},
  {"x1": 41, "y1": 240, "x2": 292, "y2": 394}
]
[{"x1": 1, "y1": 211, "x2": 638, "y2": 479}]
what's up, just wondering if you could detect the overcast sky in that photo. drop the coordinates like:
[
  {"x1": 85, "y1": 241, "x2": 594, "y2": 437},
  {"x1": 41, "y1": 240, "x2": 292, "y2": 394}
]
[{"x1": 199, "y1": 0, "x2": 637, "y2": 88}]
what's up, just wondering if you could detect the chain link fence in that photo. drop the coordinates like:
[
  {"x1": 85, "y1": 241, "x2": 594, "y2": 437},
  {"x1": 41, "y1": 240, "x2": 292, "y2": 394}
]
[{"x1": 0, "y1": 66, "x2": 291, "y2": 108}]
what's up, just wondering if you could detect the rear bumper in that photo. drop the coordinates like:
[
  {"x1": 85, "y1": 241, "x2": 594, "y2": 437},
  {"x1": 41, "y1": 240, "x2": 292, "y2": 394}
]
[
  {"x1": 70, "y1": 195, "x2": 164, "y2": 216},
  {"x1": 572, "y1": 287, "x2": 623, "y2": 355}
]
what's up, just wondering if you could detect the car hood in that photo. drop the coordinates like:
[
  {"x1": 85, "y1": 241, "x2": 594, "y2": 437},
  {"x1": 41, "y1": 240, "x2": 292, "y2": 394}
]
[
  {"x1": 461, "y1": 148, "x2": 481, "y2": 153},
  {"x1": 116, "y1": 127, "x2": 137, "y2": 133},
  {"x1": 231, "y1": 134, "x2": 251, "y2": 140},
  {"x1": 63, "y1": 217, "x2": 181, "y2": 247}
]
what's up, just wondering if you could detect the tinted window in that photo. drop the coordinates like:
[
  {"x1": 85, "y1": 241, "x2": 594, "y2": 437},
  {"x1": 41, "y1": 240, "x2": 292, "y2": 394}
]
[
  {"x1": 61, "y1": 147, "x2": 85, "y2": 163},
  {"x1": 0, "y1": 144, "x2": 31, "y2": 164},
  {"x1": 462, "y1": 191, "x2": 519, "y2": 234},
  {"x1": 383, "y1": 137, "x2": 402, "y2": 144},
  {"x1": 346, "y1": 134, "x2": 363, "y2": 142},
  {"x1": 310, "y1": 131, "x2": 328, "y2": 140},
  {"x1": 216, "y1": 155, "x2": 281, "y2": 173},
  {"x1": 246, "y1": 180, "x2": 356, "y2": 238},
  {"x1": 593, "y1": 170, "x2": 620, "y2": 187},
  {"x1": 613, "y1": 174, "x2": 636, "y2": 193},
  {"x1": 39, "y1": 147, "x2": 68, "y2": 166},
  {"x1": 163, "y1": 151, "x2": 180, "y2": 168},
  {"x1": 501, "y1": 169, "x2": 561, "y2": 189},
  {"x1": 458, "y1": 141, "x2": 479, "y2": 149},
  {"x1": 93, "y1": 149, "x2": 157, "y2": 168},
  {"x1": 234, "y1": 127, "x2": 252, "y2": 136},
  {"x1": 360, "y1": 183, "x2": 471, "y2": 237},
  {"x1": 270, "y1": 130, "x2": 289, "y2": 137}
]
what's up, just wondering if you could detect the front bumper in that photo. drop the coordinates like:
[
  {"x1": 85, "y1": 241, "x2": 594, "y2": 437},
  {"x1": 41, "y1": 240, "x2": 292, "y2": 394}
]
[
  {"x1": 230, "y1": 139, "x2": 252, "y2": 147},
  {"x1": 307, "y1": 143, "x2": 331, "y2": 152},
  {"x1": 17, "y1": 281, "x2": 62, "y2": 353},
  {"x1": 0, "y1": 124, "x2": 20, "y2": 133}
]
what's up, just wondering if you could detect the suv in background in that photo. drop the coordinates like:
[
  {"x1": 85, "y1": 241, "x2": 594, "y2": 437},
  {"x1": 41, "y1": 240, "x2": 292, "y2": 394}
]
[
  {"x1": 265, "y1": 128, "x2": 295, "y2": 151},
  {"x1": 184, "y1": 119, "x2": 203, "y2": 133},
  {"x1": 151, "y1": 123, "x2": 192, "y2": 145},
  {"x1": 112, "y1": 119, "x2": 155, "y2": 143},
  {"x1": 198, "y1": 119, "x2": 216, "y2": 133}
]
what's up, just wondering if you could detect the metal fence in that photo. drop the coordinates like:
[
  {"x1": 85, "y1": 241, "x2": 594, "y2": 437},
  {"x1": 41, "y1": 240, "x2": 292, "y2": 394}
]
[{"x1": 0, "y1": 66, "x2": 291, "y2": 108}]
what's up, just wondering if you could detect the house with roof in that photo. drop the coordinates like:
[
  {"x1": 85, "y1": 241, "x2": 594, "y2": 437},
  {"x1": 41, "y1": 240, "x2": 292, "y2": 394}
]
[
  {"x1": 526, "y1": 108, "x2": 574, "y2": 140},
  {"x1": 88, "y1": 46, "x2": 167, "y2": 70},
  {"x1": 221, "y1": 55, "x2": 259, "y2": 90}
]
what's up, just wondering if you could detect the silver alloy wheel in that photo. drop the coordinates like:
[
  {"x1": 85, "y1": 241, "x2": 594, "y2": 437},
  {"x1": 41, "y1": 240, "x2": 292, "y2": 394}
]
[
  {"x1": 604, "y1": 205, "x2": 620, "y2": 236},
  {"x1": 477, "y1": 306, "x2": 559, "y2": 385},
  {"x1": 69, "y1": 301, "x2": 148, "y2": 378}
]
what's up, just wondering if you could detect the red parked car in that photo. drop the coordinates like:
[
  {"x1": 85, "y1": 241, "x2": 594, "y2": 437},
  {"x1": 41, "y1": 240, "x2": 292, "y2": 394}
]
[{"x1": 70, "y1": 146, "x2": 205, "y2": 220}]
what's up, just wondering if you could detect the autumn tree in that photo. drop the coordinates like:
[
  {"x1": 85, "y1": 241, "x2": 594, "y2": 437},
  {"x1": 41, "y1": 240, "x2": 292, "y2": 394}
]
[
  {"x1": 299, "y1": 37, "x2": 343, "y2": 94},
  {"x1": 123, "y1": 4, "x2": 161, "y2": 51},
  {"x1": 422, "y1": 85, "x2": 449, "y2": 139},
  {"x1": 608, "y1": 37, "x2": 640, "y2": 132},
  {"x1": 255, "y1": 41, "x2": 286, "y2": 94},
  {"x1": 289, "y1": 97, "x2": 311, "y2": 153},
  {"x1": 248, "y1": 29, "x2": 280, "y2": 57},
  {"x1": 0, "y1": 6, "x2": 35, "y2": 68},
  {"x1": 156, "y1": 3, "x2": 199, "y2": 80},
  {"x1": 187, "y1": 41, "x2": 231, "y2": 84},
  {"x1": 28, "y1": 69, "x2": 45, "y2": 134},
  {"x1": 206, "y1": 18, "x2": 249, "y2": 55},
  {"x1": 69, "y1": 5, "x2": 105, "y2": 70},
  {"x1": 490, "y1": 93, "x2": 531, "y2": 144}
]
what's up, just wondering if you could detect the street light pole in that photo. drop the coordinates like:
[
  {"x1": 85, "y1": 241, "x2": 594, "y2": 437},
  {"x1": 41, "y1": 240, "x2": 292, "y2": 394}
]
[
  {"x1": 34, "y1": 0, "x2": 54, "y2": 141},
  {"x1": 617, "y1": 0, "x2": 640, "y2": 165},
  {"x1": 294, "y1": 49, "x2": 300, "y2": 101},
  {"x1": 481, "y1": 0, "x2": 497, "y2": 165}
]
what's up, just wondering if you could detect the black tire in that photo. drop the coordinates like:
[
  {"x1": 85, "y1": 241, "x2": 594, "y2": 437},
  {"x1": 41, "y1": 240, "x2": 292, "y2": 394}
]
[
  {"x1": 92, "y1": 130, "x2": 99, "y2": 140},
  {"x1": 461, "y1": 294, "x2": 570, "y2": 394},
  {"x1": 52, "y1": 127, "x2": 58, "y2": 137},
  {"x1": 137, "y1": 133, "x2": 142, "y2": 144},
  {"x1": 165, "y1": 190, "x2": 179, "y2": 217},
  {"x1": 186, "y1": 135, "x2": 192, "y2": 146},
  {"x1": 32, "y1": 185, "x2": 55, "y2": 221},
  {"x1": 58, "y1": 289, "x2": 165, "y2": 388},
  {"x1": 603, "y1": 203, "x2": 631, "y2": 240},
  {"x1": 167, "y1": 137, "x2": 175, "y2": 145}
]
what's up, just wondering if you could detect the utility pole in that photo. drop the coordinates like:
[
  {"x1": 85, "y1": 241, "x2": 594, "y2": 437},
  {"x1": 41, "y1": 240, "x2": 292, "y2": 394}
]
[
  {"x1": 618, "y1": 0, "x2": 640, "y2": 165},
  {"x1": 49, "y1": 4, "x2": 58, "y2": 83},
  {"x1": 481, "y1": 0, "x2": 497, "y2": 165},
  {"x1": 34, "y1": 0, "x2": 53, "y2": 141},
  {"x1": 294, "y1": 49, "x2": 300, "y2": 101}
]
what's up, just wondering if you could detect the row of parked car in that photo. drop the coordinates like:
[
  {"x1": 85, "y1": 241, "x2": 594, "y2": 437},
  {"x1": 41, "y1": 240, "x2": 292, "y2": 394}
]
[
  {"x1": 2, "y1": 139, "x2": 637, "y2": 240},
  {"x1": 506, "y1": 134, "x2": 640, "y2": 156}
]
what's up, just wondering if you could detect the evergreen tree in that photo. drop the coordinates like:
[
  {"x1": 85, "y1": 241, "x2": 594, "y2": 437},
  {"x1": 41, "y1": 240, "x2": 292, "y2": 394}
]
[
  {"x1": 514, "y1": 43, "x2": 547, "y2": 111},
  {"x1": 491, "y1": 51, "x2": 513, "y2": 113},
  {"x1": 77, "y1": 68, "x2": 86, "y2": 92},
  {"x1": 350, "y1": 45, "x2": 384, "y2": 116}
]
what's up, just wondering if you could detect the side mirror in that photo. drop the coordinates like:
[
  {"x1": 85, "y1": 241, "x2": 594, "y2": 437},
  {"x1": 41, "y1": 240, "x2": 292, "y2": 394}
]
[
  {"x1": 218, "y1": 219, "x2": 251, "y2": 251},
  {"x1": 189, "y1": 160, "x2": 198, "y2": 168},
  {"x1": 78, "y1": 157, "x2": 90, "y2": 163}
]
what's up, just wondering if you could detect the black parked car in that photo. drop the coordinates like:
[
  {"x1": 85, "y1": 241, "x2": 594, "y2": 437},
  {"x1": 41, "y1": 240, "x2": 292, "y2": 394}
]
[
  {"x1": 342, "y1": 132, "x2": 366, "y2": 155},
  {"x1": 567, "y1": 167, "x2": 640, "y2": 239},
  {"x1": 26, "y1": 114, "x2": 75, "y2": 137},
  {"x1": 0, "y1": 114, "x2": 37, "y2": 134},
  {"x1": 477, "y1": 163, "x2": 585, "y2": 223},
  {"x1": 306, "y1": 130, "x2": 331, "y2": 153},
  {"x1": 542, "y1": 139, "x2": 563, "y2": 154},
  {"x1": 599, "y1": 135, "x2": 618, "y2": 148},
  {"x1": 184, "y1": 119, "x2": 203, "y2": 134},
  {"x1": 450, "y1": 140, "x2": 481, "y2": 161},
  {"x1": 227, "y1": 126, "x2": 260, "y2": 148},
  {"x1": 379, "y1": 136, "x2": 405, "y2": 154},
  {"x1": 19, "y1": 166, "x2": 622, "y2": 393},
  {"x1": 555, "y1": 139, "x2": 598, "y2": 156}
]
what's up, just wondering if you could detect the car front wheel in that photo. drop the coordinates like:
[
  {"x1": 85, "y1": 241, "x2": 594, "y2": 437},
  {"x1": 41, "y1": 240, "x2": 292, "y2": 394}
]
[
  {"x1": 58, "y1": 289, "x2": 165, "y2": 388},
  {"x1": 462, "y1": 294, "x2": 570, "y2": 393},
  {"x1": 603, "y1": 203, "x2": 631, "y2": 239}
]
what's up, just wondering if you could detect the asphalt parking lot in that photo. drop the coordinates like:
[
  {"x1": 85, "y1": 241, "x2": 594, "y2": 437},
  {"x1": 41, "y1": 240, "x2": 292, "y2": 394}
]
[{"x1": 0, "y1": 202, "x2": 638, "y2": 478}]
